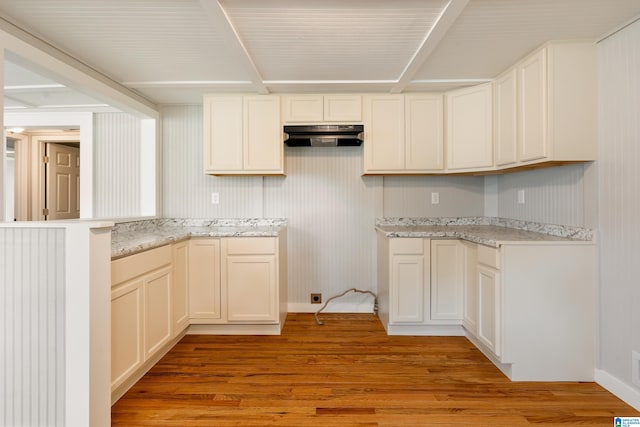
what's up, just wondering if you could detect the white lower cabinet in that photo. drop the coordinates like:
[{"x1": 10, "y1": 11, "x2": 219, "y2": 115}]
[
  {"x1": 223, "y1": 237, "x2": 278, "y2": 323},
  {"x1": 111, "y1": 245, "x2": 176, "y2": 399},
  {"x1": 463, "y1": 243, "x2": 596, "y2": 381},
  {"x1": 188, "y1": 238, "x2": 222, "y2": 321},
  {"x1": 377, "y1": 234, "x2": 465, "y2": 334},
  {"x1": 171, "y1": 241, "x2": 190, "y2": 334},
  {"x1": 460, "y1": 241, "x2": 478, "y2": 335},
  {"x1": 476, "y1": 264, "x2": 501, "y2": 357}
]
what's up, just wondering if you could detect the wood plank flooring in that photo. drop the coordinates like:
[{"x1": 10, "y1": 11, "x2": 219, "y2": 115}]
[{"x1": 112, "y1": 313, "x2": 639, "y2": 426}]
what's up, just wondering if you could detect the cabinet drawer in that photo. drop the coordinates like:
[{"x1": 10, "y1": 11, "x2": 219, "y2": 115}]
[
  {"x1": 389, "y1": 238, "x2": 424, "y2": 255},
  {"x1": 112, "y1": 245, "x2": 172, "y2": 285},
  {"x1": 477, "y1": 245, "x2": 500, "y2": 269},
  {"x1": 225, "y1": 237, "x2": 276, "y2": 255}
]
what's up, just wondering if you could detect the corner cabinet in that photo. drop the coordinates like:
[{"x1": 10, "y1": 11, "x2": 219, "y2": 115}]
[
  {"x1": 203, "y1": 95, "x2": 283, "y2": 175},
  {"x1": 517, "y1": 42, "x2": 597, "y2": 165},
  {"x1": 363, "y1": 94, "x2": 444, "y2": 174},
  {"x1": 463, "y1": 243, "x2": 596, "y2": 381}
]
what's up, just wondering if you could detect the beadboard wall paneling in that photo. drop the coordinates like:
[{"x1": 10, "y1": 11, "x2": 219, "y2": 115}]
[
  {"x1": 161, "y1": 105, "x2": 263, "y2": 218},
  {"x1": 93, "y1": 112, "x2": 141, "y2": 218},
  {"x1": 496, "y1": 163, "x2": 586, "y2": 226},
  {"x1": 0, "y1": 227, "x2": 65, "y2": 426},
  {"x1": 598, "y1": 20, "x2": 640, "y2": 397},
  {"x1": 264, "y1": 147, "x2": 383, "y2": 310},
  {"x1": 383, "y1": 175, "x2": 485, "y2": 217}
]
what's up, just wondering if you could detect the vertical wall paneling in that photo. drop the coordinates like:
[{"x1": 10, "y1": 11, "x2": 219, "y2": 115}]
[
  {"x1": 383, "y1": 175, "x2": 485, "y2": 217},
  {"x1": 161, "y1": 105, "x2": 263, "y2": 218},
  {"x1": 597, "y1": 19, "x2": 640, "y2": 406},
  {"x1": 496, "y1": 163, "x2": 586, "y2": 226},
  {"x1": 264, "y1": 147, "x2": 383, "y2": 310},
  {"x1": 93, "y1": 113, "x2": 142, "y2": 218},
  {"x1": 0, "y1": 227, "x2": 66, "y2": 426}
]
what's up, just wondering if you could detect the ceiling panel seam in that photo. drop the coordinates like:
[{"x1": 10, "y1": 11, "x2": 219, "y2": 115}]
[
  {"x1": 198, "y1": 0, "x2": 268, "y2": 94},
  {"x1": 391, "y1": 0, "x2": 470, "y2": 94}
]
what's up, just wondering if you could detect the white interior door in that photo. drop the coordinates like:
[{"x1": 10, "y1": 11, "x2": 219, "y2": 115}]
[{"x1": 45, "y1": 143, "x2": 80, "y2": 220}]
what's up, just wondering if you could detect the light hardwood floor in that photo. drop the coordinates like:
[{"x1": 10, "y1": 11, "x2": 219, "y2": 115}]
[{"x1": 112, "y1": 313, "x2": 639, "y2": 426}]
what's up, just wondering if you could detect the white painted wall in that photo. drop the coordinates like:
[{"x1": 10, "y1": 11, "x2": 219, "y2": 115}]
[{"x1": 594, "y1": 18, "x2": 640, "y2": 409}]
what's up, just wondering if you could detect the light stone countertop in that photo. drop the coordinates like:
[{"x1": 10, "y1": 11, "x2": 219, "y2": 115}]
[
  {"x1": 375, "y1": 217, "x2": 594, "y2": 248},
  {"x1": 111, "y1": 218, "x2": 287, "y2": 259}
]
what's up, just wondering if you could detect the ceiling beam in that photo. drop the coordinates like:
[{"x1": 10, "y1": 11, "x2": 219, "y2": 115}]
[
  {"x1": 391, "y1": 0, "x2": 470, "y2": 94},
  {"x1": 199, "y1": 0, "x2": 268, "y2": 94}
]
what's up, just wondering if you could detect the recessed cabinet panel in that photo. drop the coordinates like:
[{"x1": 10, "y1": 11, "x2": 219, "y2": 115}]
[
  {"x1": 390, "y1": 255, "x2": 425, "y2": 323},
  {"x1": 446, "y1": 83, "x2": 494, "y2": 171},
  {"x1": 518, "y1": 48, "x2": 548, "y2": 162},
  {"x1": 364, "y1": 95, "x2": 405, "y2": 171},
  {"x1": 111, "y1": 279, "x2": 143, "y2": 390},
  {"x1": 243, "y1": 96, "x2": 282, "y2": 172},
  {"x1": 494, "y1": 68, "x2": 518, "y2": 166},
  {"x1": 281, "y1": 95, "x2": 324, "y2": 122},
  {"x1": 189, "y1": 239, "x2": 222, "y2": 320},
  {"x1": 143, "y1": 267, "x2": 172, "y2": 359},
  {"x1": 477, "y1": 265, "x2": 501, "y2": 357},
  {"x1": 172, "y1": 241, "x2": 189, "y2": 334},
  {"x1": 226, "y1": 255, "x2": 278, "y2": 322},
  {"x1": 405, "y1": 94, "x2": 444, "y2": 171},
  {"x1": 430, "y1": 240, "x2": 463, "y2": 320},
  {"x1": 324, "y1": 95, "x2": 362, "y2": 122},
  {"x1": 203, "y1": 96, "x2": 243, "y2": 172}
]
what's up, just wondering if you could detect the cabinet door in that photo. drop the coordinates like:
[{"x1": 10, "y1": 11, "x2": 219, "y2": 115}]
[
  {"x1": 324, "y1": 95, "x2": 362, "y2": 122},
  {"x1": 494, "y1": 68, "x2": 518, "y2": 166},
  {"x1": 405, "y1": 94, "x2": 444, "y2": 171},
  {"x1": 518, "y1": 48, "x2": 548, "y2": 162},
  {"x1": 390, "y1": 254, "x2": 425, "y2": 323},
  {"x1": 111, "y1": 279, "x2": 143, "y2": 391},
  {"x1": 225, "y1": 255, "x2": 278, "y2": 322},
  {"x1": 243, "y1": 96, "x2": 283, "y2": 173},
  {"x1": 477, "y1": 265, "x2": 501, "y2": 357},
  {"x1": 203, "y1": 95, "x2": 243, "y2": 172},
  {"x1": 143, "y1": 266, "x2": 172, "y2": 359},
  {"x1": 282, "y1": 95, "x2": 323, "y2": 122},
  {"x1": 189, "y1": 239, "x2": 222, "y2": 320},
  {"x1": 446, "y1": 83, "x2": 493, "y2": 170},
  {"x1": 171, "y1": 241, "x2": 189, "y2": 335},
  {"x1": 363, "y1": 95, "x2": 405, "y2": 172},
  {"x1": 461, "y1": 241, "x2": 478, "y2": 334},
  {"x1": 430, "y1": 240, "x2": 463, "y2": 320}
]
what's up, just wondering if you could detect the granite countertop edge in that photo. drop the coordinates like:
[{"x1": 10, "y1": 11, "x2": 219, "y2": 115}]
[
  {"x1": 111, "y1": 218, "x2": 287, "y2": 259},
  {"x1": 375, "y1": 217, "x2": 595, "y2": 248}
]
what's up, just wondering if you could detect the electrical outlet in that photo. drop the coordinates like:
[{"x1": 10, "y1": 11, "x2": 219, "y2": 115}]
[
  {"x1": 431, "y1": 192, "x2": 440, "y2": 204},
  {"x1": 211, "y1": 192, "x2": 219, "y2": 205},
  {"x1": 517, "y1": 189, "x2": 525, "y2": 204},
  {"x1": 310, "y1": 293, "x2": 322, "y2": 304}
]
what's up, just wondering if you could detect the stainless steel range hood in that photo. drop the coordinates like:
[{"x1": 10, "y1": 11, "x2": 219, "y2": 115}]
[{"x1": 283, "y1": 124, "x2": 364, "y2": 147}]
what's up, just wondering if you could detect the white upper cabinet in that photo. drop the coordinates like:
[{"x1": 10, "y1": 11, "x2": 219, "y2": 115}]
[
  {"x1": 364, "y1": 94, "x2": 444, "y2": 174},
  {"x1": 363, "y1": 95, "x2": 406, "y2": 172},
  {"x1": 517, "y1": 42, "x2": 597, "y2": 165},
  {"x1": 204, "y1": 94, "x2": 283, "y2": 175},
  {"x1": 405, "y1": 94, "x2": 444, "y2": 171},
  {"x1": 494, "y1": 68, "x2": 518, "y2": 167},
  {"x1": 282, "y1": 94, "x2": 362, "y2": 123},
  {"x1": 446, "y1": 82, "x2": 494, "y2": 171}
]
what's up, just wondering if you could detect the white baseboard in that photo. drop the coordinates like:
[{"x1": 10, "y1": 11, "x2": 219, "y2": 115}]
[
  {"x1": 595, "y1": 369, "x2": 640, "y2": 411},
  {"x1": 289, "y1": 291, "x2": 376, "y2": 313}
]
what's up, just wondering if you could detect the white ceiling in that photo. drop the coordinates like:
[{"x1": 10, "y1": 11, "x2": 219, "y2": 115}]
[{"x1": 0, "y1": 0, "x2": 639, "y2": 110}]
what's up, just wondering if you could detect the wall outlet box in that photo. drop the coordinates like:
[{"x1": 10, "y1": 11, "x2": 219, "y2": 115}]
[
  {"x1": 517, "y1": 189, "x2": 525, "y2": 204},
  {"x1": 211, "y1": 192, "x2": 219, "y2": 204},
  {"x1": 310, "y1": 293, "x2": 322, "y2": 304},
  {"x1": 431, "y1": 192, "x2": 440, "y2": 204}
]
